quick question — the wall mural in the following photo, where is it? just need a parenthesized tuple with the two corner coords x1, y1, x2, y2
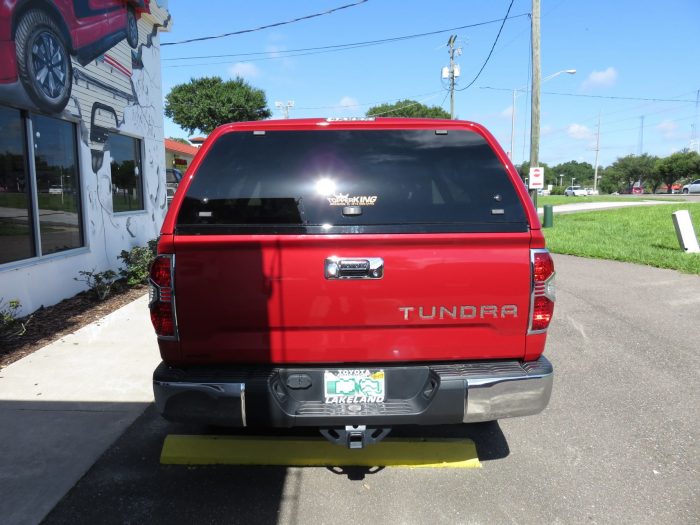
(0, 0, 170, 234)
(0, 1, 171, 312)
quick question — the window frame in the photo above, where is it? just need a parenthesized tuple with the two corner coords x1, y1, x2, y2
(0, 106, 88, 270)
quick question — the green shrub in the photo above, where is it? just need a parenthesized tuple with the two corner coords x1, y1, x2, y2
(74, 269, 119, 301)
(549, 186, 565, 195)
(118, 241, 156, 286)
(0, 298, 25, 341)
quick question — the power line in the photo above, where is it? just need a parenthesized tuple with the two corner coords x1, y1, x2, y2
(161, 1, 369, 46)
(162, 13, 532, 66)
(480, 86, 697, 103)
(455, 0, 515, 92)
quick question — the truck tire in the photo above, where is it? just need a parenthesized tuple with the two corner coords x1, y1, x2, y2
(126, 7, 139, 48)
(15, 9, 72, 114)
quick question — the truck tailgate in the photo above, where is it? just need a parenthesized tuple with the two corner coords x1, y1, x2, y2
(174, 232, 531, 364)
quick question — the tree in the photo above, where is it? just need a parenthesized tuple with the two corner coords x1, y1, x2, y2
(164, 76, 271, 134)
(654, 150, 700, 193)
(599, 154, 658, 193)
(366, 99, 450, 119)
(550, 161, 594, 188)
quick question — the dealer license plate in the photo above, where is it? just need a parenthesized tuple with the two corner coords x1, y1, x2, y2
(323, 369, 385, 404)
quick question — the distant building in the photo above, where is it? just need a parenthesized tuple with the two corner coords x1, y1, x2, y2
(189, 136, 207, 147)
(0, 1, 171, 315)
(165, 139, 198, 172)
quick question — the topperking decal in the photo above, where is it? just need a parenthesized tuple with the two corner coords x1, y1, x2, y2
(327, 193, 378, 206)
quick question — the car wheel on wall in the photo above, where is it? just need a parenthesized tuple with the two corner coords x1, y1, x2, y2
(126, 7, 139, 48)
(15, 9, 73, 114)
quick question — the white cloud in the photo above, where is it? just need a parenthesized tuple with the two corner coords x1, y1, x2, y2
(581, 67, 618, 90)
(228, 62, 261, 79)
(500, 105, 513, 118)
(657, 119, 680, 140)
(567, 123, 594, 140)
(339, 96, 360, 109)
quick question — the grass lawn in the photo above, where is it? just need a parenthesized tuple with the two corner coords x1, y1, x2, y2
(537, 195, 682, 207)
(543, 203, 700, 274)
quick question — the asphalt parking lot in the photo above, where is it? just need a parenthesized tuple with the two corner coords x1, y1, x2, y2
(35, 254, 699, 525)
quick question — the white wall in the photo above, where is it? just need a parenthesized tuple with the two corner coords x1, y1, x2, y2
(0, 7, 171, 315)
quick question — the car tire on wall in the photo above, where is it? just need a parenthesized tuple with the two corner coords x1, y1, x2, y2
(126, 8, 139, 48)
(15, 9, 73, 114)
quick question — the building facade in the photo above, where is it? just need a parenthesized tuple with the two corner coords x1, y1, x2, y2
(164, 138, 197, 172)
(0, 1, 171, 314)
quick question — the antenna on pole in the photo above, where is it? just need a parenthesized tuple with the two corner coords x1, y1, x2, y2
(443, 35, 461, 119)
(275, 100, 295, 119)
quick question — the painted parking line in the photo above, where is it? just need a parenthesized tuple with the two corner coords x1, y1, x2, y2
(161, 435, 481, 468)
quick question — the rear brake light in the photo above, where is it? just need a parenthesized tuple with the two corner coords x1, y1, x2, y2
(149, 255, 177, 339)
(529, 250, 555, 332)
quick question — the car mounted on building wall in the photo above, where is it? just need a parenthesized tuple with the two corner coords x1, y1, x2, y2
(0, 0, 150, 114)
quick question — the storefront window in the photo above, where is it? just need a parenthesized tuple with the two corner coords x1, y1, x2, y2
(0, 105, 84, 265)
(32, 114, 83, 255)
(109, 133, 143, 212)
(0, 106, 34, 264)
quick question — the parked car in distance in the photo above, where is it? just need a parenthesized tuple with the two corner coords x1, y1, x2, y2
(564, 185, 587, 196)
(682, 179, 700, 194)
(166, 168, 182, 205)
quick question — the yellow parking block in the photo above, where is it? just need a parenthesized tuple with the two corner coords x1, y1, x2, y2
(161, 435, 481, 468)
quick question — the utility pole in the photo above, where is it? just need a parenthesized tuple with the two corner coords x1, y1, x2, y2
(638, 115, 645, 155)
(443, 35, 460, 119)
(690, 89, 699, 153)
(275, 100, 295, 119)
(593, 112, 601, 193)
(510, 88, 516, 159)
(529, 0, 541, 207)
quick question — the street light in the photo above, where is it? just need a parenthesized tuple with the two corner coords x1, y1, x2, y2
(509, 69, 576, 161)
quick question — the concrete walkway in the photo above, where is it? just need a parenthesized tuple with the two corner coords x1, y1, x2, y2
(537, 199, 679, 214)
(0, 294, 158, 525)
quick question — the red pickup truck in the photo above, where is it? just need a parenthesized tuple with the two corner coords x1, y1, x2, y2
(150, 118, 555, 448)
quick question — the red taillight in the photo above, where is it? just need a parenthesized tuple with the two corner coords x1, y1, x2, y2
(150, 256, 171, 288)
(149, 255, 177, 338)
(150, 301, 175, 336)
(530, 250, 555, 332)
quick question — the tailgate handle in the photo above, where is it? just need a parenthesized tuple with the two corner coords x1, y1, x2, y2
(325, 257, 384, 280)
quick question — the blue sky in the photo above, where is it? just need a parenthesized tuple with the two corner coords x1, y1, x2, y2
(160, 0, 700, 167)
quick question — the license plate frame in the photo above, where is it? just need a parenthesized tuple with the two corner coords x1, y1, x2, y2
(323, 369, 385, 404)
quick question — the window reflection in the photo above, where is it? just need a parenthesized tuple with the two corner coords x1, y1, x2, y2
(0, 106, 34, 264)
(32, 114, 83, 255)
(109, 133, 143, 212)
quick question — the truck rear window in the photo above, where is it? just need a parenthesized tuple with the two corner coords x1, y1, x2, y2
(176, 129, 528, 234)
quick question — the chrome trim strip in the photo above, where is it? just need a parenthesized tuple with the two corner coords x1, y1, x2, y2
(241, 384, 247, 427)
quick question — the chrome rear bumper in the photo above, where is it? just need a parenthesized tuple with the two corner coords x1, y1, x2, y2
(153, 356, 553, 427)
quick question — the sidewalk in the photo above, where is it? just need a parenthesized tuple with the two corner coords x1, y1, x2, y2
(536, 199, 678, 215)
(0, 294, 158, 525)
